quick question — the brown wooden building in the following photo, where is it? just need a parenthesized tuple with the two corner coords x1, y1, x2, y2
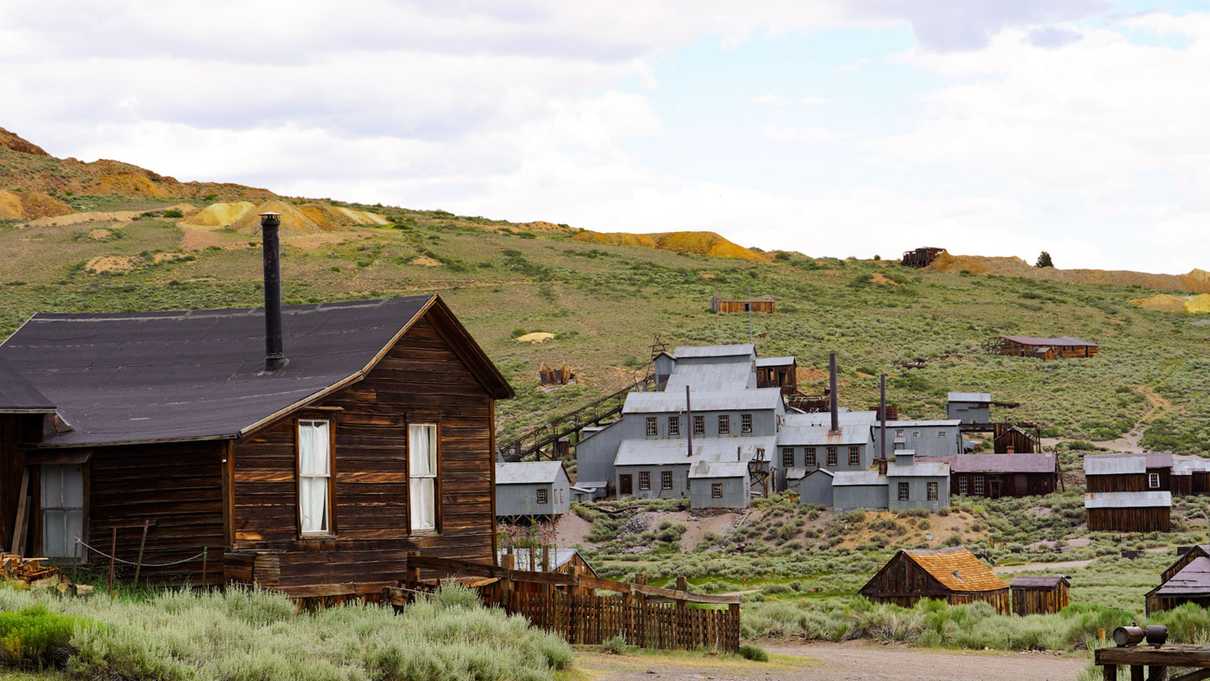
(1084, 453, 1172, 493)
(1084, 491, 1171, 532)
(709, 295, 775, 314)
(0, 294, 513, 598)
(755, 356, 797, 395)
(934, 453, 1059, 498)
(1172, 456, 1210, 496)
(998, 335, 1099, 360)
(860, 547, 1010, 614)
(901, 247, 945, 268)
(1010, 575, 1070, 615)
(1145, 545, 1210, 614)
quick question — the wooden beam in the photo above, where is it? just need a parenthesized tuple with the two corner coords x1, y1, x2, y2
(11, 469, 29, 556)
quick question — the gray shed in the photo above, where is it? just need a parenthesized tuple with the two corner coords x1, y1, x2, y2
(833, 471, 890, 510)
(688, 460, 750, 509)
(873, 420, 962, 457)
(495, 461, 571, 517)
(946, 392, 991, 424)
(886, 450, 950, 511)
(799, 468, 835, 507)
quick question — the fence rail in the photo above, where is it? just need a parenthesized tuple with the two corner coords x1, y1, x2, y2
(390, 555, 740, 652)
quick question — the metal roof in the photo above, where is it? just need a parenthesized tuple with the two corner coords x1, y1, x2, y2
(495, 461, 567, 485)
(1010, 575, 1069, 589)
(572, 480, 607, 490)
(1173, 455, 1210, 475)
(886, 461, 950, 477)
(614, 435, 776, 467)
(1084, 453, 1172, 476)
(0, 357, 56, 413)
(755, 356, 795, 367)
(786, 410, 878, 427)
(881, 419, 962, 428)
(778, 423, 870, 446)
(833, 470, 887, 486)
(1002, 335, 1098, 347)
(0, 296, 512, 447)
(942, 454, 1056, 474)
(947, 392, 992, 403)
(785, 466, 809, 480)
(672, 344, 755, 359)
(1154, 557, 1210, 596)
(903, 548, 1008, 593)
(1084, 491, 1172, 509)
(664, 360, 755, 393)
(688, 459, 748, 479)
(623, 388, 782, 414)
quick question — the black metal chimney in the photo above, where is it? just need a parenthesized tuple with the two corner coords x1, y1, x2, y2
(685, 385, 693, 458)
(260, 212, 287, 372)
(829, 352, 839, 433)
(879, 373, 888, 462)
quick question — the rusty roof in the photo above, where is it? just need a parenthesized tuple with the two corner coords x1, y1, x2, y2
(904, 547, 1008, 593)
(941, 453, 1056, 474)
(1002, 335, 1098, 347)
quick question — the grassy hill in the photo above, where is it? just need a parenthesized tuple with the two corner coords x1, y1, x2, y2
(2, 129, 1209, 454)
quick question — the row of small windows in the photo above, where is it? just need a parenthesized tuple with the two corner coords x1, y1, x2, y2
(897, 481, 940, 501)
(781, 446, 862, 467)
(646, 414, 754, 437)
(637, 470, 675, 491)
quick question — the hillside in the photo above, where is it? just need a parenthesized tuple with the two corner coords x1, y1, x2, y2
(1, 129, 1209, 454)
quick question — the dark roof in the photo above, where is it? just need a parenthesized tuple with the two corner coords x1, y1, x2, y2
(0, 296, 512, 447)
(1154, 557, 1210, 597)
(0, 357, 56, 413)
(1010, 575, 1069, 589)
(943, 454, 1056, 474)
(1002, 335, 1098, 347)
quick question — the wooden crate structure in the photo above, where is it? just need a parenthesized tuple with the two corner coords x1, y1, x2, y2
(1010, 575, 1069, 615)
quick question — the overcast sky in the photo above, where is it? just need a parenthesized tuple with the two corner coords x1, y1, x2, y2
(2, 0, 1207, 272)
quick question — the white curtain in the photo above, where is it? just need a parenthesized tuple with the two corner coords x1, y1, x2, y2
(299, 421, 330, 533)
(408, 424, 437, 531)
(40, 465, 83, 559)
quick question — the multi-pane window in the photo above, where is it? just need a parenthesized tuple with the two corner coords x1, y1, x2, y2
(782, 448, 795, 467)
(741, 414, 753, 434)
(711, 483, 723, 499)
(805, 447, 817, 466)
(661, 471, 673, 490)
(718, 415, 730, 435)
(536, 488, 548, 505)
(973, 474, 985, 496)
(40, 464, 84, 559)
(958, 476, 969, 495)
(668, 416, 680, 436)
(938, 431, 947, 438)
(645, 417, 658, 437)
(898, 482, 910, 501)
(298, 419, 332, 535)
(848, 446, 860, 466)
(693, 415, 705, 435)
(927, 482, 939, 501)
(408, 423, 438, 532)
(639, 471, 651, 491)
(1149, 473, 1161, 489)
(826, 446, 837, 466)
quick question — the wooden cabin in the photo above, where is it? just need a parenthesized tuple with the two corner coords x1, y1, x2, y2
(1010, 575, 1070, 615)
(859, 547, 1010, 614)
(709, 295, 775, 314)
(0, 294, 513, 598)
(1085, 491, 1171, 532)
(1171, 456, 1210, 496)
(998, 335, 1098, 360)
(901, 247, 945, 268)
(1084, 453, 1172, 493)
(1145, 545, 1210, 614)
(940, 453, 1058, 498)
(755, 356, 797, 395)
(993, 425, 1037, 454)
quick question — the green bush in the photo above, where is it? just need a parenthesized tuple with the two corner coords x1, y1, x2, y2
(601, 635, 631, 655)
(737, 643, 768, 662)
(0, 605, 91, 669)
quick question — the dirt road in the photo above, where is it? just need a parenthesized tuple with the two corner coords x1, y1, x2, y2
(574, 642, 1086, 681)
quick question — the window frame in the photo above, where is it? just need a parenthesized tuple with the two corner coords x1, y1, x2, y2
(1148, 472, 1161, 489)
(898, 481, 910, 501)
(297, 418, 336, 538)
(848, 446, 860, 466)
(39, 463, 86, 561)
(782, 448, 795, 468)
(407, 422, 440, 534)
(826, 446, 837, 467)
(741, 413, 753, 434)
(638, 471, 651, 491)
(661, 470, 673, 490)
(536, 488, 548, 505)
(958, 475, 969, 495)
(693, 415, 705, 435)
(711, 482, 723, 499)
(645, 416, 658, 438)
(973, 474, 985, 496)
(927, 481, 939, 501)
(668, 416, 680, 436)
(718, 414, 730, 435)
(805, 447, 817, 467)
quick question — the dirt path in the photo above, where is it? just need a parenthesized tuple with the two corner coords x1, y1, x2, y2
(574, 642, 1085, 681)
(1044, 385, 1174, 453)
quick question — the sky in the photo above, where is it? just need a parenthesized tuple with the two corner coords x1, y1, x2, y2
(1, 0, 1207, 273)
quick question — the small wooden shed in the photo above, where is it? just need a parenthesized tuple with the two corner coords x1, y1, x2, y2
(901, 247, 945, 268)
(1084, 491, 1172, 532)
(998, 335, 1098, 360)
(860, 547, 1010, 614)
(710, 295, 775, 314)
(1010, 575, 1070, 615)
(1145, 545, 1210, 614)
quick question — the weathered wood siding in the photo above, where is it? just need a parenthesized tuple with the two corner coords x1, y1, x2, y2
(710, 297, 775, 314)
(1011, 583, 1069, 615)
(0, 415, 39, 550)
(859, 552, 1011, 614)
(998, 339, 1098, 359)
(1086, 469, 1170, 493)
(1087, 506, 1170, 532)
(950, 471, 1056, 498)
(231, 316, 497, 596)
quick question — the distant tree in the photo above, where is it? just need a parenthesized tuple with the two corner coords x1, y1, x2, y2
(873, 254, 881, 261)
(1036, 251, 1054, 268)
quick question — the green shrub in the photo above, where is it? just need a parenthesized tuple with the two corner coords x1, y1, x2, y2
(0, 605, 90, 669)
(601, 635, 631, 655)
(737, 643, 768, 662)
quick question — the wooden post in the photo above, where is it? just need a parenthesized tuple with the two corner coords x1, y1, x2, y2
(12, 470, 30, 556)
(542, 544, 552, 573)
(201, 546, 208, 588)
(107, 527, 117, 595)
(676, 576, 688, 650)
(728, 602, 740, 652)
(133, 519, 150, 585)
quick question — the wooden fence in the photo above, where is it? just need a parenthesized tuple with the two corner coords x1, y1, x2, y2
(388, 555, 740, 652)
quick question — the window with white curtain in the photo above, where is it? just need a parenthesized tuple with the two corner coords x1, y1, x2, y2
(41, 464, 84, 559)
(409, 423, 438, 532)
(298, 420, 331, 535)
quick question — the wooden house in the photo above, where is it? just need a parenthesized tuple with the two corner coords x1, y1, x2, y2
(1084, 453, 1172, 492)
(993, 425, 1037, 454)
(938, 453, 1058, 498)
(1171, 456, 1210, 496)
(0, 218, 513, 598)
(755, 356, 797, 394)
(1145, 545, 1210, 614)
(1010, 575, 1070, 615)
(998, 335, 1098, 360)
(709, 295, 775, 314)
(859, 547, 1010, 614)
(1085, 492, 1171, 532)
